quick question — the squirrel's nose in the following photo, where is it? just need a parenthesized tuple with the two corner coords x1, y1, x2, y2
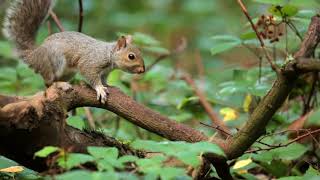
(137, 65, 145, 74)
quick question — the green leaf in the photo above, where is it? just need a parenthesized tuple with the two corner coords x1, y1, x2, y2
(0, 156, 41, 180)
(253, 0, 287, 5)
(306, 108, 320, 126)
(34, 146, 60, 158)
(136, 155, 166, 173)
(257, 159, 288, 177)
(177, 96, 199, 110)
(255, 0, 319, 7)
(159, 167, 187, 180)
(96, 158, 123, 171)
(210, 35, 241, 55)
(253, 143, 308, 163)
(288, 0, 320, 8)
(66, 116, 86, 130)
(132, 140, 225, 167)
(133, 32, 160, 46)
(87, 147, 118, 160)
(118, 155, 139, 163)
(0, 41, 15, 59)
(54, 170, 120, 180)
(269, 5, 299, 17)
(240, 31, 257, 40)
(57, 153, 94, 170)
(233, 69, 248, 82)
(305, 166, 320, 176)
(54, 170, 93, 180)
(143, 46, 170, 55)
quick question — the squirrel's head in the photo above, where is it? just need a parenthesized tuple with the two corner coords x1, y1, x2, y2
(112, 35, 145, 74)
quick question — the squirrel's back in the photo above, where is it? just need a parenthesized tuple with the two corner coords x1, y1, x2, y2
(2, 0, 54, 58)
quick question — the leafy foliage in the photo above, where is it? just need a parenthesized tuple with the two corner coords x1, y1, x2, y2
(0, 0, 320, 179)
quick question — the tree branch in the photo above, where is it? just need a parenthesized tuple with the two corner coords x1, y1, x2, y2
(225, 15, 320, 159)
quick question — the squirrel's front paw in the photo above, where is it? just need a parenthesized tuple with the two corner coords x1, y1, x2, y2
(94, 85, 110, 104)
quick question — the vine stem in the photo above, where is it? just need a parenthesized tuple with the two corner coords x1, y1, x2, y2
(236, 0, 280, 74)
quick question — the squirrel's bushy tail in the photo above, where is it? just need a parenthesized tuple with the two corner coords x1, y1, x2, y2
(2, 0, 54, 58)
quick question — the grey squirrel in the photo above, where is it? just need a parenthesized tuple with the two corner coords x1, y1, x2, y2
(2, 0, 145, 103)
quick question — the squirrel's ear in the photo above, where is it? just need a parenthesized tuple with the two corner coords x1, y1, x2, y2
(115, 36, 127, 51)
(125, 35, 133, 44)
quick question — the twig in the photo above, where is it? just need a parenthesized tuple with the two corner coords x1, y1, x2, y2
(182, 74, 231, 138)
(200, 122, 232, 137)
(47, 21, 52, 35)
(84, 107, 95, 129)
(304, 73, 317, 113)
(258, 128, 310, 141)
(78, 0, 83, 32)
(236, 0, 280, 74)
(49, 11, 65, 32)
(246, 128, 320, 153)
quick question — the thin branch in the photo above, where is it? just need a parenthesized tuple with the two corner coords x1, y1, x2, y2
(84, 107, 95, 129)
(258, 128, 310, 141)
(200, 122, 232, 137)
(49, 11, 65, 32)
(47, 21, 52, 35)
(246, 129, 320, 153)
(236, 0, 280, 74)
(78, 0, 84, 32)
(182, 74, 231, 138)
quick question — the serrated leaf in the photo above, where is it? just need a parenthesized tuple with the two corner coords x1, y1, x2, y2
(34, 146, 60, 158)
(132, 140, 225, 168)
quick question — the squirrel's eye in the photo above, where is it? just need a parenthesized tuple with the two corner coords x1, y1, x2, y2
(128, 53, 135, 60)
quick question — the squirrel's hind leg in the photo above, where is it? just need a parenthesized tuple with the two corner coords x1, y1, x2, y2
(25, 46, 56, 87)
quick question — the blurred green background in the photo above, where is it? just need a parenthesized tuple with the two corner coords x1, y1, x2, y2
(0, 0, 319, 140)
(1, 0, 320, 179)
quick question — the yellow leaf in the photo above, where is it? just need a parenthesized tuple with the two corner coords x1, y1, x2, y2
(233, 158, 252, 170)
(0, 166, 24, 173)
(243, 94, 252, 112)
(237, 169, 248, 174)
(220, 107, 238, 121)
